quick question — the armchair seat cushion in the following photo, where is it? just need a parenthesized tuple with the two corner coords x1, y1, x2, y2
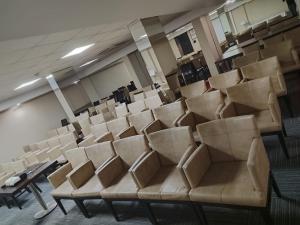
(189, 162, 267, 207)
(138, 167, 190, 201)
(51, 181, 74, 198)
(254, 110, 281, 133)
(72, 175, 103, 198)
(101, 172, 138, 199)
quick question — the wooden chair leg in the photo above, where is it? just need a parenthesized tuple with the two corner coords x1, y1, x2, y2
(74, 199, 90, 218)
(104, 200, 121, 222)
(277, 132, 290, 159)
(54, 198, 67, 215)
(141, 201, 158, 225)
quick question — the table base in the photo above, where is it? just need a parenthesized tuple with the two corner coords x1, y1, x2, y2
(34, 202, 57, 219)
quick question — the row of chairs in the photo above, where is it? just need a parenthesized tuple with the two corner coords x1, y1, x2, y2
(48, 115, 281, 225)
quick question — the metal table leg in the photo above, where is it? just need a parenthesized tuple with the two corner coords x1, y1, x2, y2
(29, 183, 57, 219)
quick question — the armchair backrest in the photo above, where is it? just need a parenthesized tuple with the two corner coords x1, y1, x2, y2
(85, 142, 116, 168)
(145, 90, 157, 97)
(29, 143, 39, 152)
(284, 26, 300, 48)
(59, 133, 76, 146)
(57, 126, 69, 135)
(197, 115, 260, 163)
(113, 135, 150, 168)
(95, 102, 107, 114)
(48, 129, 58, 138)
(134, 92, 145, 101)
(148, 126, 195, 166)
(37, 140, 49, 150)
(226, 77, 273, 113)
(180, 80, 207, 99)
(243, 43, 260, 55)
(91, 123, 109, 137)
(153, 101, 185, 128)
(128, 100, 147, 114)
(128, 110, 155, 134)
(145, 94, 163, 110)
(115, 103, 129, 118)
(232, 51, 260, 69)
(208, 70, 241, 94)
(106, 117, 129, 138)
(260, 40, 298, 66)
(65, 147, 88, 168)
(90, 114, 105, 125)
(241, 56, 285, 96)
(47, 137, 61, 148)
(263, 33, 284, 47)
(186, 90, 224, 121)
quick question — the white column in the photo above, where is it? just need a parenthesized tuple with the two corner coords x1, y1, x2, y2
(47, 75, 76, 122)
(80, 78, 99, 103)
(192, 16, 222, 75)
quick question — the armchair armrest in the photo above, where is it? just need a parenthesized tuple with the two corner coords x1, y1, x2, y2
(177, 112, 196, 129)
(215, 103, 225, 119)
(144, 119, 162, 136)
(66, 161, 95, 189)
(47, 163, 72, 188)
(268, 92, 281, 123)
(247, 137, 270, 192)
(95, 132, 114, 143)
(131, 151, 160, 188)
(292, 49, 300, 64)
(220, 102, 237, 119)
(96, 156, 124, 188)
(183, 144, 211, 188)
(117, 126, 137, 139)
(129, 151, 150, 173)
(172, 113, 186, 127)
(277, 71, 287, 95)
(78, 135, 96, 147)
(239, 78, 247, 84)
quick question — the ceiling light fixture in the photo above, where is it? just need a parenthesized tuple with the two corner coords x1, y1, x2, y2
(14, 78, 41, 91)
(46, 74, 53, 79)
(62, 43, 95, 59)
(225, 0, 236, 4)
(79, 59, 98, 68)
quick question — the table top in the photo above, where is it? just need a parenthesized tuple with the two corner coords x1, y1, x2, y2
(238, 21, 300, 48)
(0, 161, 57, 196)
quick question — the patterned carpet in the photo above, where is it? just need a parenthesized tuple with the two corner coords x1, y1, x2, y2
(1, 78, 300, 225)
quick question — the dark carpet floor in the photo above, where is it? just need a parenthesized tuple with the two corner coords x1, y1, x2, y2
(1, 76, 300, 225)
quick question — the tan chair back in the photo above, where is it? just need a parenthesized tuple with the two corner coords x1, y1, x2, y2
(48, 129, 58, 138)
(90, 114, 105, 125)
(91, 123, 109, 137)
(85, 142, 116, 168)
(148, 126, 195, 166)
(57, 126, 69, 135)
(37, 140, 49, 150)
(115, 103, 129, 118)
(128, 110, 155, 134)
(242, 43, 260, 55)
(65, 147, 88, 168)
(180, 80, 207, 99)
(95, 103, 107, 114)
(144, 94, 163, 110)
(241, 56, 286, 96)
(128, 100, 147, 114)
(186, 90, 224, 121)
(153, 101, 185, 128)
(232, 51, 260, 69)
(284, 26, 300, 48)
(106, 117, 129, 138)
(197, 115, 260, 162)
(59, 133, 76, 146)
(145, 90, 157, 98)
(113, 135, 150, 168)
(47, 137, 61, 148)
(134, 92, 145, 101)
(208, 70, 241, 94)
(263, 34, 284, 47)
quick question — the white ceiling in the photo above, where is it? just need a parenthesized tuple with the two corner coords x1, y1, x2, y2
(0, 0, 225, 103)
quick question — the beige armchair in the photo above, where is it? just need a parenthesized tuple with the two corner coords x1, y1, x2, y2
(57, 126, 69, 135)
(260, 40, 300, 73)
(144, 94, 163, 110)
(97, 135, 150, 200)
(232, 51, 260, 69)
(180, 80, 207, 99)
(263, 34, 284, 47)
(183, 116, 279, 224)
(115, 103, 130, 118)
(242, 43, 260, 55)
(90, 114, 105, 125)
(178, 90, 225, 142)
(221, 77, 289, 158)
(127, 100, 147, 114)
(144, 101, 186, 136)
(132, 127, 196, 201)
(284, 26, 300, 53)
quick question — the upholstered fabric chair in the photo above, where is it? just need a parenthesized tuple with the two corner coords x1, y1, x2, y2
(240, 56, 287, 97)
(284, 26, 300, 53)
(48, 129, 58, 138)
(115, 103, 130, 118)
(144, 94, 163, 110)
(144, 101, 186, 136)
(134, 92, 145, 102)
(95, 102, 107, 114)
(183, 116, 279, 224)
(263, 34, 284, 47)
(180, 80, 207, 99)
(208, 70, 241, 98)
(132, 127, 196, 201)
(232, 51, 260, 69)
(47, 137, 61, 149)
(90, 114, 105, 125)
(178, 90, 225, 142)
(127, 100, 147, 114)
(57, 126, 69, 135)
(97, 135, 150, 200)
(260, 40, 300, 73)
(242, 43, 260, 55)
(48, 147, 89, 214)
(221, 77, 289, 158)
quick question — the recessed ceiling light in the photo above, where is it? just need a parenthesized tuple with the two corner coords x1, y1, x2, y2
(79, 59, 98, 68)
(14, 78, 41, 91)
(62, 43, 95, 59)
(46, 74, 53, 79)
